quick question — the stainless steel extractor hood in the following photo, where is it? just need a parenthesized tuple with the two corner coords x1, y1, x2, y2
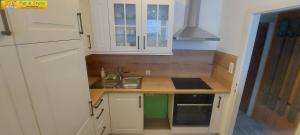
(173, 0, 220, 41)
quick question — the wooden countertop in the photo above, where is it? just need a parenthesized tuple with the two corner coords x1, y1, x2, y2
(89, 77, 231, 106)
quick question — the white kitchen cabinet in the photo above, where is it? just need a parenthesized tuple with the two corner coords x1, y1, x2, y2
(209, 94, 225, 133)
(91, 0, 174, 54)
(142, 0, 174, 53)
(76, 118, 96, 135)
(108, 0, 142, 52)
(79, 0, 94, 55)
(0, 10, 14, 46)
(17, 40, 93, 135)
(8, 0, 82, 45)
(109, 93, 144, 134)
(93, 94, 111, 135)
(89, 0, 111, 53)
(0, 46, 40, 135)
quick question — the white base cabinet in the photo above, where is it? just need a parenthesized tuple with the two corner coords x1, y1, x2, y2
(93, 94, 111, 135)
(109, 93, 144, 134)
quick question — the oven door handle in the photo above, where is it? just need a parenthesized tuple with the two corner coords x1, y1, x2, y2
(177, 104, 213, 107)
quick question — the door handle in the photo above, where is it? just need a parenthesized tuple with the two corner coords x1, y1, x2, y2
(139, 96, 141, 108)
(77, 13, 84, 34)
(87, 35, 92, 49)
(143, 36, 146, 49)
(177, 104, 213, 107)
(217, 96, 222, 108)
(0, 10, 11, 36)
(137, 36, 140, 49)
(89, 101, 94, 116)
(96, 109, 104, 119)
(94, 99, 103, 109)
(100, 126, 106, 135)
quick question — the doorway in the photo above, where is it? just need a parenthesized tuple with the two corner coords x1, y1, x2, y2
(234, 9, 300, 135)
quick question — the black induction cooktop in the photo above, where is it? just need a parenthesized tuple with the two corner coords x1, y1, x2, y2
(171, 78, 212, 90)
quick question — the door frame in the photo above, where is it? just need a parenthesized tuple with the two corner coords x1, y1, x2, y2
(223, 2, 300, 135)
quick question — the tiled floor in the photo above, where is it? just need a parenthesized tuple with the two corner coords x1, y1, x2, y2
(233, 111, 277, 135)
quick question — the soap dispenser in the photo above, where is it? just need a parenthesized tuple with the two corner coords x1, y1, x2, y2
(100, 67, 106, 79)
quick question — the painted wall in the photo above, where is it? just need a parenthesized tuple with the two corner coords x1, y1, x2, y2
(172, 0, 223, 50)
(218, 0, 300, 55)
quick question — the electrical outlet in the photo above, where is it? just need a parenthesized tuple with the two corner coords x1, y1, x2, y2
(228, 62, 235, 74)
(145, 69, 151, 76)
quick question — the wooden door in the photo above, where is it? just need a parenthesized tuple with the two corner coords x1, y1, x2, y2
(141, 0, 174, 54)
(8, 0, 81, 45)
(0, 46, 40, 135)
(109, 93, 143, 134)
(17, 40, 91, 135)
(0, 10, 14, 46)
(109, 0, 142, 52)
(239, 23, 269, 112)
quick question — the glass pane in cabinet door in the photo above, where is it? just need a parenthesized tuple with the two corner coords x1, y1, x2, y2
(114, 4, 125, 25)
(159, 5, 169, 26)
(126, 27, 136, 47)
(147, 5, 158, 26)
(126, 4, 136, 25)
(159, 27, 168, 47)
(147, 27, 158, 47)
(115, 27, 125, 46)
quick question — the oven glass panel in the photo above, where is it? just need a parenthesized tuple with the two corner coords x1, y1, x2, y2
(173, 105, 213, 126)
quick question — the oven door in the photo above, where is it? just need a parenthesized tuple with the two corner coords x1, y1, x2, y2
(173, 103, 213, 126)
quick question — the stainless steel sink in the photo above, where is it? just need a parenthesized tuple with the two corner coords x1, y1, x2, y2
(121, 77, 142, 89)
(90, 77, 142, 89)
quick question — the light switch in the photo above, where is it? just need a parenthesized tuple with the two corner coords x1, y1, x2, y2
(228, 62, 235, 74)
(145, 69, 151, 76)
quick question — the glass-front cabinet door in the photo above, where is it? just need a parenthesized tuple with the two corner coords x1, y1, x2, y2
(142, 0, 174, 53)
(109, 0, 141, 52)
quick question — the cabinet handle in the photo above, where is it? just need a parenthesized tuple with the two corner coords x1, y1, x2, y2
(87, 35, 92, 49)
(96, 109, 104, 119)
(89, 101, 94, 116)
(137, 36, 140, 49)
(0, 10, 11, 36)
(100, 126, 106, 135)
(95, 99, 103, 109)
(217, 96, 222, 108)
(143, 36, 146, 49)
(139, 96, 141, 108)
(77, 13, 84, 34)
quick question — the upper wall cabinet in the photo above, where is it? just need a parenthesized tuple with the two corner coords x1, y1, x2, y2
(7, 0, 82, 45)
(142, 0, 174, 54)
(90, 0, 174, 55)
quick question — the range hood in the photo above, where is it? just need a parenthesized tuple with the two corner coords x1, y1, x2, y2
(173, 0, 220, 41)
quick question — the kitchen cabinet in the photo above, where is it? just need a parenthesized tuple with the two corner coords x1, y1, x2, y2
(209, 94, 225, 133)
(109, 93, 144, 134)
(76, 118, 96, 135)
(90, 0, 174, 54)
(89, 0, 110, 53)
(17, 40, 93, 135)
(0, 46, 40, 135)
(108, 0, 142, 52)
(0, 10, 14, 46)
(7, 0, 82, 45)
(79, 0, 94, 55)
(93, 94, 111, 135)
(141, 0, 174, 53)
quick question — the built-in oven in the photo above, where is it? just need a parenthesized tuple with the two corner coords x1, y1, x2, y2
(172, 94, 215, 126)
